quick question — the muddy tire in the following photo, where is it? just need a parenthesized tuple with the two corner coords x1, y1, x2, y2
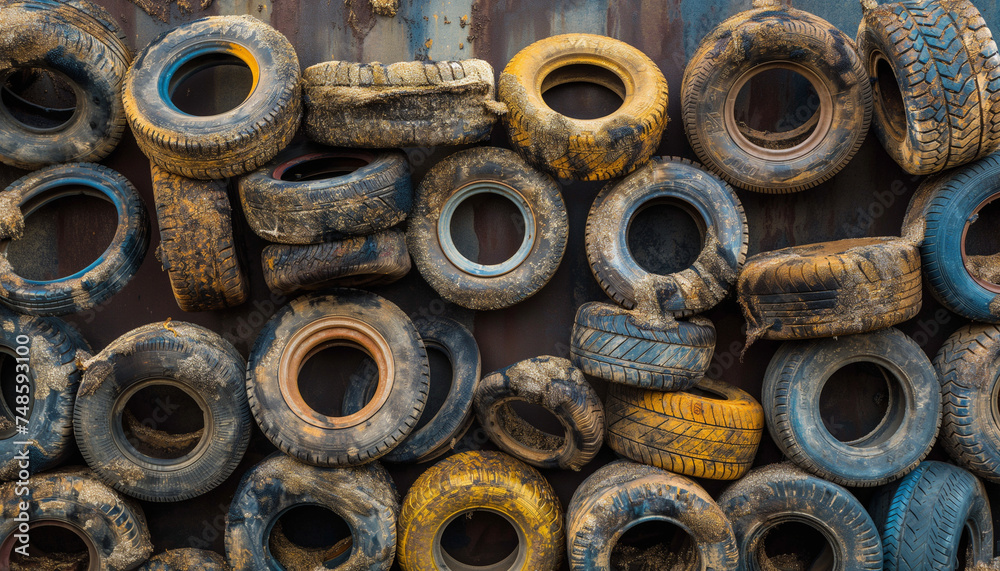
(857, 0, 1000, 175)
(681, 4, 872, 193)
(498, 33, 668, 181)
(226, 454, 398, 571)
(74, 322, 251, 502)
(719, 463, 883, 571)
(407, 147, 568, 310)
(0, 163, 149, 316)
(397, 450, 564, 571)
(247, 290, 429, 466)
(140, 549, 228, 570)
(566, 460, 739, 570)
(585, 157, 747, 315)
(123, 15, 301, 179)
(475, 356, 603, 471)
(238, 145, 413, 244)
(605, 378, 764, 480)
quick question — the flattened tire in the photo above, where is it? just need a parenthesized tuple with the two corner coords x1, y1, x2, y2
(140, 549, 228, 570)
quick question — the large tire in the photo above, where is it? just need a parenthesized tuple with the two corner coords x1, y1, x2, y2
(139, 549, 229, 571)
(498, 33, 669, 181)
(123, 15, 301, 179)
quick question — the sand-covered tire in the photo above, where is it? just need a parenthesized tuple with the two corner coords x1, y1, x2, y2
(247, 290, 429, 466)
(407, 147, 567, 310)
(226, 454, 398, 571)
(397, 450, 564, 571)
(0, 163, 149, 316)
(151, 165, 247, 312)
(0, 306, 90, 480)
(498, 33, 668, 181)
(585, 157, 747, 315)
(0, 467, 152, 570)
(719, 463, 883, 571)
(139, 549, 229, 570)
(737, 237, 922, 342)
(763, 327, 940, 487)
(681, 3, 871, 193)
(303, 59, 502, 147)
(0, 0, 131, 170)
(869, 461, 993, 571)
(475, 356, 603, 471)
(74, 322, 251, 502)
(566, 461, 739, 570)
(238, 146, 413, 244)
(857, 0, 1000, 175)
(123, 15, 301, 179)
(605, 378, 764, 480)
(261, 229, 411, 296)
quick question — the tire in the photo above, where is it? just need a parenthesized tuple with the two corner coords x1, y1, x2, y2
(0, 163, 149, 316)
(247, 290, 429, 466)
(566, 460, 739, 570)
(397, 450, 564, 571)
(123, 15, 301, 179)
(74, 321, 251, 502)
(681, 3, 872, 193)
(0, 306, 90, 480)
(226, 454, 398, 571)
(718, 463, 883, 571)
(407, 146, 568, 310)
(857, 0, 1000, 175)
(139, 549, 228, 570)
(475, 356, 603, 471)
(303, 59, 502, 147)
(737, 237, 922, 342)
(238, 145, 413, 244)
(261, 229, 411, 296)
(0, 467, 152, 571)
(604, 378, 764, 480)
(869, 461, 993, 571)
(498, 33, 669, 181)
(0, 0, 131, 170)
(585, 157, 747, 316)
(151, 165, 248, 312)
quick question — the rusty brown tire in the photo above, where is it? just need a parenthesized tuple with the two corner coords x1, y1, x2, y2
(247, 290, 430, 466)
(605, 378, 765, 481)
(151, 165, 248, 312)
(737, 237, 922, 343)
(139, 549, 229, 571)
(123, 15, 301, 179)
(681, 2, 872, 193)
(498, 33, 668, 181)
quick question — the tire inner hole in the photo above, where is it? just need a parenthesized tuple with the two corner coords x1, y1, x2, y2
(684, 385, 727, 401)
(414, 344, 454, 432)
(541, 63, 625, 120)
(628, 199, 705, 276)
(610, 519, 701, 571)
(497, 400, 564, 452)
(1, 68, 77, 131)
(121, 383, 206, 460)
(277, 156, 371, 182)
(269, 505, 353, 571)
(958, 523, 972, 571)
(757, 521, 833, 571)
(450, 192, 526, 267)
(733, 67, 819, 150)
(299, 343, 378, 418)
(964, 196, 1000, 286)
(873, 55, 907, 142)
(8, 524, 90, 570)
(820, 362, 899, 446)
(440, 510, 520, 568)
(0, 350, 26, 439)
(168, 53, 254, 116)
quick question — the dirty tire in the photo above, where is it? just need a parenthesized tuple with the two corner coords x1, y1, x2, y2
(498, 33, 668, 181)
(139, 549, 229, 570)
(0, 306, 90, 480)
(585, 157, 747, 315)
(475, 356, 604, 471)
(407, 146, 568, 310)
(857, 0, 1000, 175)
(737, 237, 922, 342)
(0, 0, 131, 170)
(247, 290, 429, 466)
(226, 454, 398, 571)
(0, 467, 152, 570)
(397, 450, 564, 571)
(682, 4, 872, 192)
(303, 59, 502, 147)
(261, 229, 411, 296)
(0, 163, 149, 316)
(869, 461, 993, 571)
(718, 463, 883, 571)
(238, 145, 413, 244)
(151, 165, 248, 312)
(605, 378, 764, 480)
(762, 327, 940, 487)
(566, 460, 739, 570)
(123, 15, 301, 179)
(74, 322, 251, 502)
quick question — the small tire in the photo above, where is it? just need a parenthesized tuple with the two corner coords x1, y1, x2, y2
(139, 549, 229, 570)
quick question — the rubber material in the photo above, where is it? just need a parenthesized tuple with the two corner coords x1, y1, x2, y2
(139, 549, 228, 570)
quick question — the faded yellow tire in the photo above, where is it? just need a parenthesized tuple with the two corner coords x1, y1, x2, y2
(397, 450, 564, 571)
